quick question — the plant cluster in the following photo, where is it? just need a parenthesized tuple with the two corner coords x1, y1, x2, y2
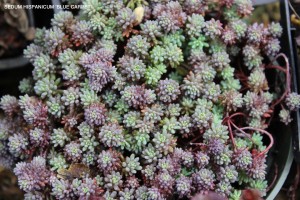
(1, 0, 300, 199)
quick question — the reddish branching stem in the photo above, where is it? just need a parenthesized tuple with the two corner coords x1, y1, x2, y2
(222, 112, 247, 126)
(190, 142, 206, 146)
(239, 127, 274, 158)
(288, 164, 300, 200)
(190, 142, 206, 152)
(227, 119, 236, 150)
(265, 53, 291, 108)
(223, 112, 248, 150)
(224, 111, 274, 158)
(189, 135, 202, 143)
(229, 121, 254, 143)
(266, 163, 278, 192)
(265, 65, 286, 72)
(229, 112, 247, 120)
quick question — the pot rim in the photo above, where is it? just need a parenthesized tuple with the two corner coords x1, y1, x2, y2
(0, 0, 35, 69)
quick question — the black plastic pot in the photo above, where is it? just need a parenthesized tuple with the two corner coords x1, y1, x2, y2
(0, 0, 298, 198)
(0, 0, 35, 70)
(265, 0, 300, 199)
(0, 0, 56, 70)
(0, 0, 56, 97)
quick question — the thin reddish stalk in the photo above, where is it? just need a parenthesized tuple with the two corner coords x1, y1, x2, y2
(222, 112, 249, 150)
(265, 110, 275, 127)
(228, 120, 273, 157)
(224, 112, 247, 150)
(229, 121, 250, 137)
(276, 53, 291, 94)
(190, 142, 206, 146)
(239, 87, 250, 92)
(266, 163, 278, 192)
(229, 121, 255, 145)
(265, 53, 291, 108)
(189, 135, 202, 143)
(229, 112, 247, 120)
(222, 112, 247, 124)
(265, 65, 286, 72)
(227, 119, 236, 150)
(239, 127, 274, 158)
(288, 164, 300, 200)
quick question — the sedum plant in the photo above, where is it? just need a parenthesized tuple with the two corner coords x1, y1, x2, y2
(1, 0, 300, 199)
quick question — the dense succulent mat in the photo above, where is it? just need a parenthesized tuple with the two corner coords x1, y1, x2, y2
(1, 0, 300, 199)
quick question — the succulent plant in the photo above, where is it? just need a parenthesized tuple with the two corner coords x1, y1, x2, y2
(193, 168, 216, 191)
(0, 0, 299, 199)
(122, 154, 142, 175)
(51, 177, 72, 199)
(104, 171, 123, 191)
(13, 156, 50, 192)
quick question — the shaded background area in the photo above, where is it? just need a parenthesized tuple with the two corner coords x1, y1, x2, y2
(0, 0, 54, 199)
(0, 0, 54, 97)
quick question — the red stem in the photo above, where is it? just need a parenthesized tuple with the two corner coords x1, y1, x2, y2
(223, 112, 249, 150)
(227, 119, 236, 150)
(288, 164, 300, 200)
(265, 53, 291, 108)
(239, 127, 274, 158)
(189, 135, 202, 143)
(266, 163, 278, 192)
(229, 112, 247, 120)
(275, 53, 291, 94)
(222, 112, 247, 124)
(227, 119, 274, 158)
(229, 120, 255, 145)
(265, 65, 286, 72)
(190, 142, 206, 146)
